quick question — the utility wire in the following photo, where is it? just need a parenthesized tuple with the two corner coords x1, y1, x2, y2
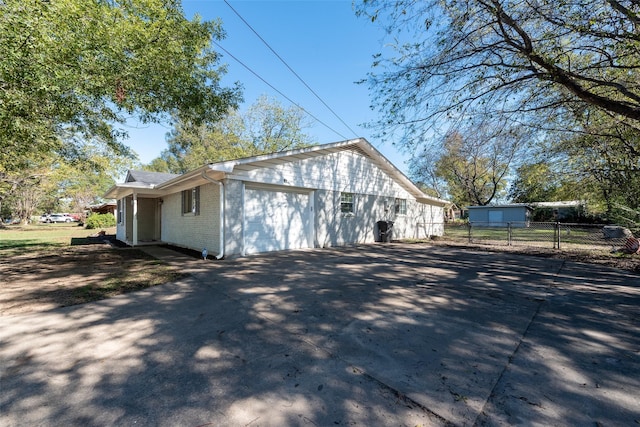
(223, 0, 360, 139)
(212, 40, 349, 140)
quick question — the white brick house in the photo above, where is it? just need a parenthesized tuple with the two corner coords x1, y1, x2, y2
(104, 138, 448, 257)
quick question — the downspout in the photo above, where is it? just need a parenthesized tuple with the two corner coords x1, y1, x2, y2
(201, 171, 225, 259)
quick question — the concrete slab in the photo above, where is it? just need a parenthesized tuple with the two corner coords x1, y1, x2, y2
(475, 261, 640, 426)
(1, 244, 638, 426)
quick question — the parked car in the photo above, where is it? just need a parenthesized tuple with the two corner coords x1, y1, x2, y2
(42, 213, 75, 223)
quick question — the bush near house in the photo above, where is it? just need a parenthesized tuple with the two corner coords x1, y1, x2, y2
(85, 213, 116, 229)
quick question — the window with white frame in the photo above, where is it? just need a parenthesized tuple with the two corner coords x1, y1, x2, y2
(181, 187, 200, 215)
(395, 198, 407, 215)
(340, 192, 354, 214)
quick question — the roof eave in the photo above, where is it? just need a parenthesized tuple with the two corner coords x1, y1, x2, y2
(103, 183, 162, 199)
(416, 196, 450, 207)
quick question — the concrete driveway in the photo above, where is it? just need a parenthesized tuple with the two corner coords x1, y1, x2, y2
(1, 244, 638, 426)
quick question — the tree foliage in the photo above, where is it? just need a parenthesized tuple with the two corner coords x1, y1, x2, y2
(508, 162, 582, 204)
(508, 105, 640, 222)
(357, 0, 640, 217)
(411, 120, 523, 207)
(357, 0, 640, 141)
(0, 143, 134, 223)
(148, 96, 314, 173)
(0, 0, 241, 176)
(85, 212, 116, 229)
(551, 109, 640, 214)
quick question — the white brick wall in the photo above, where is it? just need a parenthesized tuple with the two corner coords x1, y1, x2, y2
(161, 183, 221, 253)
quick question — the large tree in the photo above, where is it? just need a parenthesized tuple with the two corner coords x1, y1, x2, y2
(508, 162, 582, 204)
(357, 0, 640, 220)
(148, 96, 314, 173)
(509, 105, 640, 221)
(0, 0, 241, 176)
(411, 119, 524, 206)
(552, 109, 640, 215)
(356, 0, 640, 142)
(1, 142, 134, 223)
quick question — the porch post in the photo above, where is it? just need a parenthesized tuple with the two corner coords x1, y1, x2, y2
(132, 193, 138, 246)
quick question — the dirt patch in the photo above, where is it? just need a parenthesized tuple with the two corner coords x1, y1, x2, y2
(0, 243, 187, 316)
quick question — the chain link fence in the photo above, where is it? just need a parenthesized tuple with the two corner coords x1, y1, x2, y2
(443, 222, 637, 251)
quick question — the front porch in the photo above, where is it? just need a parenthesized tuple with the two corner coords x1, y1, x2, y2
(119, 195, 164, 247)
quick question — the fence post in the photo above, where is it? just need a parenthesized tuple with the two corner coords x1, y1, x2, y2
(468, 222, 472, 243)
(507, 222, 512, 246)
(555, 221, 561, 249)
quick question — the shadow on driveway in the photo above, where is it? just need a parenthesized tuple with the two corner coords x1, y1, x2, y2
(1, 244, 638, 426)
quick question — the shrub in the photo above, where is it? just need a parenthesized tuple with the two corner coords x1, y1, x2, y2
(85, 213, 115, 229)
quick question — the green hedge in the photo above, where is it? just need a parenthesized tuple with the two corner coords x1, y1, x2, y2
(85, 213, 116, 229)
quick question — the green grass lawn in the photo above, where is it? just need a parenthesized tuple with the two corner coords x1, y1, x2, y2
(0, 223, 117, 254)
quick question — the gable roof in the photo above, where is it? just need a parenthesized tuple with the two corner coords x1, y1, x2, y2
(106, 138, 449, 206)
(125, 170, 180, 185)
(158, 138, 448, 206)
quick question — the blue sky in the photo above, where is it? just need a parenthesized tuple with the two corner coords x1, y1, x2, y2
(122, 0, 412, 173)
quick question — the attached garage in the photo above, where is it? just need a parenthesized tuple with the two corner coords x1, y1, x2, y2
(244, 186, 313, 254)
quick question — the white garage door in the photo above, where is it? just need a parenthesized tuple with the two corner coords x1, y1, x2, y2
(244, 187, 311, 254)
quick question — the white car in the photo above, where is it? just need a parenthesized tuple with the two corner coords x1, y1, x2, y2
(42, 214, 75, 223)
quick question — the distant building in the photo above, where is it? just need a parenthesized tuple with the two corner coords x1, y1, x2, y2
(88, 202, 117, 216)
(444, 203, 463, 222)
(467, 204, 533, 227)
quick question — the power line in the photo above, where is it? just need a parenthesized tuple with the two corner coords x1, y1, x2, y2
(212, 40, 349, 140)
(223, 0, 360, 139)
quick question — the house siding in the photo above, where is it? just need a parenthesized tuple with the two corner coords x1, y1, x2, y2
(314, 192, 445, 248)
(227, 149, 413, 198)
(391, 200, 444, 239)
(217, 149, 445, 255)
(314, 190, 382, 247)
(115, 197, 127, 242)
(161, 183, 221, 253)
(125, 196, 133, 242)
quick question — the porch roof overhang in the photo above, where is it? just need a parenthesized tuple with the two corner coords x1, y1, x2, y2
(103, 183, 166, 200)
(155, 166, 226, 190)
(104, 168, 226, 200)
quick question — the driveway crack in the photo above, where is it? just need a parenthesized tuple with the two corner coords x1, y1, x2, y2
(350, 366, 457, 427)
(472, 298, 545, 426)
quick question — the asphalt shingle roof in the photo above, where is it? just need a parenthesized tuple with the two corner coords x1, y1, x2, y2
(126, 170, 180, 186)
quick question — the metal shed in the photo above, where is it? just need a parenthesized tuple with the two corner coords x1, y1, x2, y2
(467, 204, 533, 227)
